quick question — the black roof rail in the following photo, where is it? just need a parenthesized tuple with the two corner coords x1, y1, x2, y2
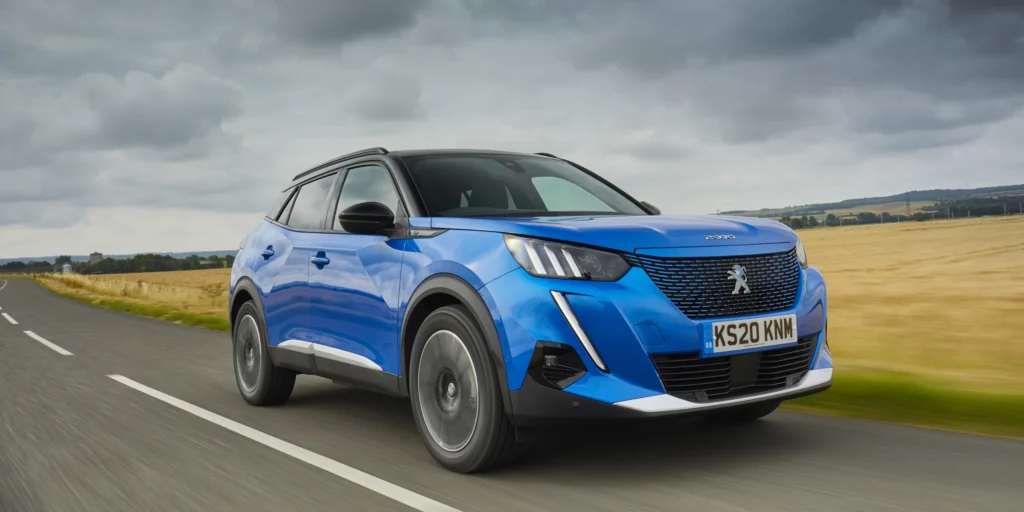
(534, 152, 559, 158)
(292, 147, 389, 181)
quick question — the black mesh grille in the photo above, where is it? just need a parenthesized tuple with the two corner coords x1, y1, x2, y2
(627, 249, 801, 320)
(650, 334, 818, 402)
(541, 365, 585, 387)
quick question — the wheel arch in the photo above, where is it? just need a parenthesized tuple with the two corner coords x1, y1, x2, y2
(229, 277, 264, 333)
(400, 274, 513, 415)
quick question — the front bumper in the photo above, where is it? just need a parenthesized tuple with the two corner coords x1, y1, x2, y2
(480, 247, 833, 425)
(509, 366, 832, 425)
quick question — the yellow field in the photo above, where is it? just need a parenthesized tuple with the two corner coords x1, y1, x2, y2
(34, 215, 1024, 393)
(40, 268, 232, 317)
(801, 215, 1024, 392)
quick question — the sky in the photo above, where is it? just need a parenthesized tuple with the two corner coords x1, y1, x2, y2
(2, 0, 1023, 258)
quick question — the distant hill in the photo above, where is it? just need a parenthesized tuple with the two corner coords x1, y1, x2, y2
(0, 250, 237, 266)
(720, 184, 1024, 219)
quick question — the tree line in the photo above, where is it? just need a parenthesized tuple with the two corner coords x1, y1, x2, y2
(2, 253, 235, 275)
(777, 197, 1023, 229)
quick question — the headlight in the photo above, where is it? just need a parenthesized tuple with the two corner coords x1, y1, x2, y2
(504, 235, 630, 281)
(795, 238, 809, 268)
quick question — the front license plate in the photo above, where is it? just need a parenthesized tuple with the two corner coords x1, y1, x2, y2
(707, 314, 798, 354)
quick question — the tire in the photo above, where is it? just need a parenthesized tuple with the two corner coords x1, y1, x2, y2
(705, 400, 780, 423)
(232, 301, 296, 406)
(409, 305, 520, 473)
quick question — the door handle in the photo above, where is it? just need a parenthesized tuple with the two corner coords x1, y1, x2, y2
(261, 246, 275, 260)
(311, 251, 330, 268)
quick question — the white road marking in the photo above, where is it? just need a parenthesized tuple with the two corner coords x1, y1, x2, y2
(107, 375, 462, 512)
(2, 312, 17, 325)
(25, 331, 73, 356)
(0, 279, 7, 292)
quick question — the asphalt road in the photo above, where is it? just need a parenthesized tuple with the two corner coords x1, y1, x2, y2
(1, 278, 1021, 512)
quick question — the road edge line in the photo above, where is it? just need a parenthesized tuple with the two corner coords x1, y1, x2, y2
(106, 374, 461, 512)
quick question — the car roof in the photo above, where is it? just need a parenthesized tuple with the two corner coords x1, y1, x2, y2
(290, 147, 557, 183)
(387, 148, 553, 159)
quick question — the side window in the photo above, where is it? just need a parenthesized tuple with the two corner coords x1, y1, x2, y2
(532, 176, 615, 212)
(285, 174, 336, 230)
(266, 189, 294, 221)
(332, 165, 401, 231)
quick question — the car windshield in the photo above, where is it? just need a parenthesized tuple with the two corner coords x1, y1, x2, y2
(399, 154, 648, 217)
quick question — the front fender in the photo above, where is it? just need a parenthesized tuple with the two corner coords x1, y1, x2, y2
(399, 274, 514, 416)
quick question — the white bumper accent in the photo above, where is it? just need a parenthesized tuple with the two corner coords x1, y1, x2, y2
(613, 367, 833, 413)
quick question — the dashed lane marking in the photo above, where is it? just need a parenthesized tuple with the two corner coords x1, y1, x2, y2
(2, 312, 17, 325)
(107, 375, 462, 512)
(25, 331, 73, 356)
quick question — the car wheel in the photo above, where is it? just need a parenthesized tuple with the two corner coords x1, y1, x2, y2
(705, 400, 780, 423)
(409, 305, 520, 473)
(232, 300, 296, 406)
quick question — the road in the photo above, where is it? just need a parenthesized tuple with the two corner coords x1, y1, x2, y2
(0, 278, 1021, 512)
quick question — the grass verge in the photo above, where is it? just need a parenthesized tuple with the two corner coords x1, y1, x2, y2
(35, 276, 230, 332)
(21, 274, 1024, 440)
(784, 371, 1024, 439)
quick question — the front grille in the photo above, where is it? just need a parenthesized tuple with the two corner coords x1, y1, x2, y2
(650, 334, 818, 402)
(628, 249, 801, 320)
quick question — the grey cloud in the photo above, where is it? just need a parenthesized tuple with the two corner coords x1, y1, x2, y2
(3, 0, 1024, 239)
(346, 74, 425, 122)
(611, 137, 689, 163)
(75, 65, 243, 151)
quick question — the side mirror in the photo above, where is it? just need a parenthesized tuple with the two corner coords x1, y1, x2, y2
(641, 201, 661, 215)
(337, 202, 395, 235)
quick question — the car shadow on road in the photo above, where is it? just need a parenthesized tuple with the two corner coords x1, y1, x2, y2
(286, 381, 829, 481)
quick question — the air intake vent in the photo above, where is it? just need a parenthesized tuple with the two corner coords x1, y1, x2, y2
(650, 334, 818, 402)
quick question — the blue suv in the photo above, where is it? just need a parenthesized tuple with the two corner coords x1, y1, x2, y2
(229, 147, 832, 473)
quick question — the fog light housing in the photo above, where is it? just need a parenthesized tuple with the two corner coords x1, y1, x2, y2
(528, 341, 587, 390)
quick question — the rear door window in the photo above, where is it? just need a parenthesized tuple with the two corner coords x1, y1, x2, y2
(285, 174, 336, 230)
(266, 189, 295, 221)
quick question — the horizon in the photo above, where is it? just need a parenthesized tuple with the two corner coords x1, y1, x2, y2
(4, 180, 1021, 262)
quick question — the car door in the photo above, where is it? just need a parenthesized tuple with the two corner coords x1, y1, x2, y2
(257, 172, 339, 370)
(307, 163, 406, 390)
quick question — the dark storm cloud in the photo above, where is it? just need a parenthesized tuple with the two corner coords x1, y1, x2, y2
(463, 0, 906, 72)
(270, 0, 430, 46)
(460, 0, 1024, 144)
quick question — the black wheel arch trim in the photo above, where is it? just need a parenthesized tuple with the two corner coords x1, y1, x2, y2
(400, 274, 514, 416)
(230, 278, 264, 327)
(229, 278, 277, 360)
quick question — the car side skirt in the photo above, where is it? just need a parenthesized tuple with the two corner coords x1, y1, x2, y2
(269, 341, 403, 397)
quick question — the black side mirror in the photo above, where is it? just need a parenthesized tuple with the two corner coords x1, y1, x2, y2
(337, 202, 395, 235)
(641, 201, 661, 215)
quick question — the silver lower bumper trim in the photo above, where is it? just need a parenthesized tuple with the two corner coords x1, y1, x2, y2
(613, 368, 833, 413)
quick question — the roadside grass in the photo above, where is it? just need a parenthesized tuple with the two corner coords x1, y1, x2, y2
(784, 371, 1024, 440)
(34, 273, 230, 332)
